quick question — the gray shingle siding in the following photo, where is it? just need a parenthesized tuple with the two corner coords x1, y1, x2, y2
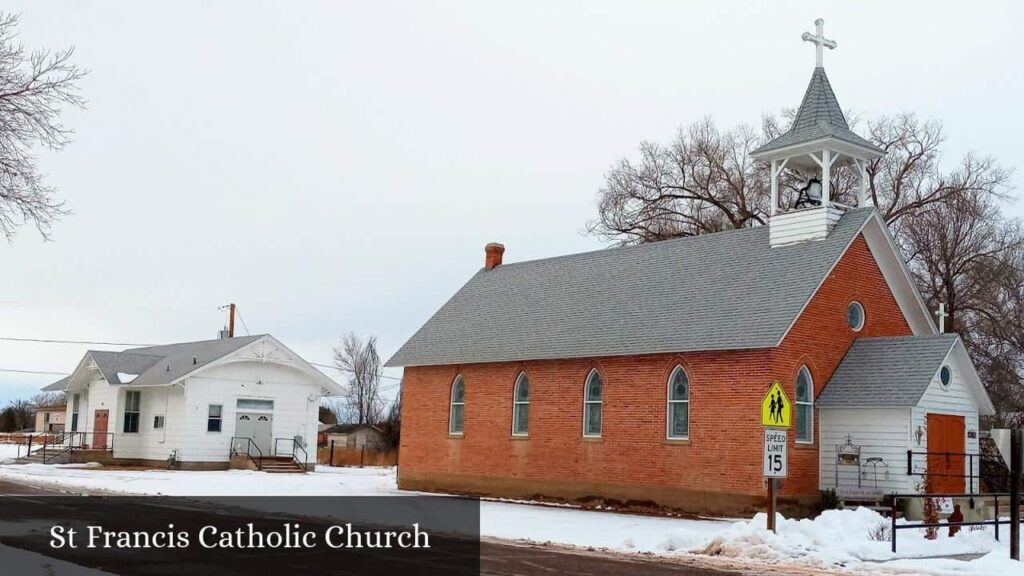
(386, 208, 877, 367)
(818, 334, 959, 407)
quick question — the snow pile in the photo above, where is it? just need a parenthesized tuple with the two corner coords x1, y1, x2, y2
(694, 507, 1019, 575)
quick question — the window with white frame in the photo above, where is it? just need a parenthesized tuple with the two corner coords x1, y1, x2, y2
(207, 404, 223, 432)
(796, 366, 813, 442)
(583, 369, 603, 437)
(512, 372, 529, 436)
(123, 390, 141, 433)
(667, 366, 690, 439)
(71, 393, 80, 432)
(153, 415, 165, 429)
(449, 375, 465, 435)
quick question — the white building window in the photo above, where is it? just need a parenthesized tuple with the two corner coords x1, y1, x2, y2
(123, 390, 141, 433)
(583, 369, 603, 437)
(667, 366, 690, 439)
(512, 372, 529, 436)
(449, 375, 465, 435)
(207, 404, 222, 432)
(796, 366, 813, 443)
(153, 415, 165, 429)
(71, 393, 80, 432)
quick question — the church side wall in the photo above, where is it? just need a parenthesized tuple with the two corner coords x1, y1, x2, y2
(769, 235, 913, 498)
(398, 234, 913, 517)
(818, 408, 914, 495)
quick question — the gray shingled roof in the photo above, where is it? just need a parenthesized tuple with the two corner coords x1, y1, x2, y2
(752, 67, 883, 156)
(43, 335, 265, 391)
(120, 335, 265, 386)
(41, 377, 69, 392)
(818, 334, 958, 407)
(386, 207, 877, 367)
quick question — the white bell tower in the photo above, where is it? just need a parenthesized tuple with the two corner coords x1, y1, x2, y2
(751, 19, 884, 247)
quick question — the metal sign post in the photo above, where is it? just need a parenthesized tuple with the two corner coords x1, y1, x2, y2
(763, 429, 788, 533)
(761, 381, 791, 534)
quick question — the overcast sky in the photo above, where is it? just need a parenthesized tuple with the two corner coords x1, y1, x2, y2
(1, 0, 1021, 406)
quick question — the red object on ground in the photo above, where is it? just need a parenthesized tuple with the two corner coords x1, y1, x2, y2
(948, 504, 964, 537)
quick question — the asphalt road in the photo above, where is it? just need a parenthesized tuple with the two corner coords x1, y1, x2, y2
(0, 477, 750, 576)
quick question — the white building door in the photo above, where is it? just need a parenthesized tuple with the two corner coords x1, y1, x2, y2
(235, 412, 272, 456)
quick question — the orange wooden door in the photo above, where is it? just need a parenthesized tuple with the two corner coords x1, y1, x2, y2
(926, 413, 965, 493)
(93, 410, 109, 450)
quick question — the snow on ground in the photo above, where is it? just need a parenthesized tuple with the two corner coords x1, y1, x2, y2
(0, 442, 25, 462)
(0, 460, 1020, 575)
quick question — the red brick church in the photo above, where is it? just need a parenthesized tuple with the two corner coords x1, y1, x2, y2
(386, 20, 994, 516)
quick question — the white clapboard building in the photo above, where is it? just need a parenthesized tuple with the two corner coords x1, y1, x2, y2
(41, 335, 342, 471)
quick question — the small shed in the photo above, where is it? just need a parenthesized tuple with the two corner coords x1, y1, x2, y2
(818, 334, 995, 498)
(323, 424, 385, 450)
(34, 404, 67, 433)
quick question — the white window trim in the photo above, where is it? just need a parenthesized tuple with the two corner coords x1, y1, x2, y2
(449, 375, 465, 436)
(511, 372, 529, 437)
(207, 404, 223, 433)
(123, 390, 141, 434)
(582, 368, 603, 438)
(796, 366, 814, 444)
(848, 301, 866, 331)
(667, 365, 690, 440)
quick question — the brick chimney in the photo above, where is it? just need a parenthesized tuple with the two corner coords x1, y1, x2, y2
(484, 243, 505, 270)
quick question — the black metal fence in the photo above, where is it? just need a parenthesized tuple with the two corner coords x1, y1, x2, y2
(889, 491, 1020, 554)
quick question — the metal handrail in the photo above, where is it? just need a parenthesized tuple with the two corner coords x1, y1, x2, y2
(273, 436, 308, 469)
(230, 436, 263, 470)
(890, 491, 1022, 554)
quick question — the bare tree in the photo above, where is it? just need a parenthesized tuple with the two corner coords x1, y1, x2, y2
(333, 333, 384, 425)
(379, 384, 401, 450)
(0, 12, 86, 241)
(588, 114, 1011, 246)
(588, 112, 1022, 419)
(0, 398, 35, 432)
(30, 391, 65, 407)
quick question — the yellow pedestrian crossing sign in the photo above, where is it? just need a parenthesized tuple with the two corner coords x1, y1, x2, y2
(761, 381, 791, 428)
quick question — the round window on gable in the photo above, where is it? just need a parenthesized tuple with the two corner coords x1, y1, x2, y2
(940, 366, 952, 389)
(847, 301, 865, 332)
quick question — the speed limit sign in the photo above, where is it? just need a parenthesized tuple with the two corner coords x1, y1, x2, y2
(763, 429, 788, 478)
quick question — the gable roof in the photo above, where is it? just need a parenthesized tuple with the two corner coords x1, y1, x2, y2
(752, 67, 883, 157)
(387, 208, 881, 368)
(323, 424, 383, 435)
(46, 335, 342, 395)
(42, 377, 69, 392)
(818, 334, 958, 407)
(122, 335, 264, 386)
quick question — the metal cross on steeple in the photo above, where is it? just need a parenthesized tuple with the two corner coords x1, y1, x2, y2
(801, 18, 837, 68)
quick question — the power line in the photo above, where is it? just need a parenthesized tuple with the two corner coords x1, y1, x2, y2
(307, 361, 403, 382)
(0, 367, 68, 377)
(0, 336, 157, 347)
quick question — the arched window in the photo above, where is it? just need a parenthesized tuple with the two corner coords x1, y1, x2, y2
(796, 366, 813, 443)
(583, 369, 603, 437)
(449, 375, 465, 435)
(512, 372, 529, 436)
(667, 366, 689, 439)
